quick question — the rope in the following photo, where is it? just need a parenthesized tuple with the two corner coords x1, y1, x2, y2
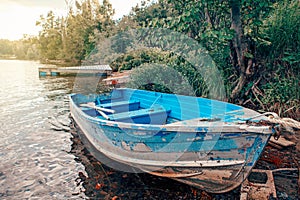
(267, 117, 300, 130)
(247, 112, 300, 130)
(150, 94, 162, 108)
(242, 112, 300, 140)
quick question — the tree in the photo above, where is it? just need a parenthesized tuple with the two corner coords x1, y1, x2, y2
(36, 0, 115, 65)
(229, 0, 246, 99)
(63, 0, 115, 64)
(132, 0, 279, 100)
(0, 39, 14, 56)
(36, 11, 63, 61)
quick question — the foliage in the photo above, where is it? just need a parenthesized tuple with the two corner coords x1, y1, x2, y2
(131, 0, 284, 100)
(0, 37, 39, 60)
(133, 0, 233, 69)
(258, 0, 299, 70)
(262, 74, 299, 104)
(255, 0, 300, 118)
(110, 49, 166, 71)
(14, 36, 40, 60)
(35, 0, 115, 65)
(0, 39, 14, 56)
(36, 11, 62, 61)
(110, 48, 209, 96)
(23, 0, 298, 117)
(127, 63, 195, 96)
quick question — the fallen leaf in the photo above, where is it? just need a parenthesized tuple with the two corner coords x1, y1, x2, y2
(106, 171, 114, 175)
(95, 183, 104, 190)
(192, 188, 197, 196)
(200, 191, 212, 200)
(112, 196, 118, 200)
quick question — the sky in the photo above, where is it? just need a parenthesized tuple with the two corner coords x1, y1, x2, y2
(0, 0, 142, 40)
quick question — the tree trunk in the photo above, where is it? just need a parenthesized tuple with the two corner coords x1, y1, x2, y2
(230, 0, 247, 100)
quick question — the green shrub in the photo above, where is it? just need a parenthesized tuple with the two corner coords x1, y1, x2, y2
(126, 63, 195, 96)
(254, 0, 300, 118)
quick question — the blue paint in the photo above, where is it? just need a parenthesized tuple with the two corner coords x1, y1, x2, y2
(108, 105, 171, 125)
(246, 136, 256, 141)
(238, 148, 246, 154)
(92, 88, 245, 122)
(100, 124, 253, 154)
(100, 100, 140, 113)
(246, 136, 270, 166)
(82, 108, 98, 117)
(39, 72, 47, 76)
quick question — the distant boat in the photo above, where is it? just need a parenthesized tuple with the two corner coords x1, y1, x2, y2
(69, 88, 273, 193)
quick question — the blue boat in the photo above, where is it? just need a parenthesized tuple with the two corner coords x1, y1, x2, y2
(69, 88, 273, 193)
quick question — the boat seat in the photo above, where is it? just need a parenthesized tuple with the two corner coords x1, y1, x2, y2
(98, 97, 123, 104)
(108, 105, 171, 125)
(99, 100, 140, 113)
(80, 107, 98, 117)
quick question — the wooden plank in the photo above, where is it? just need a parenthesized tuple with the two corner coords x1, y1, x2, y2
(38, 65, 112, 76)
(269, 137, 295, 147)
(241, 169, 277, 200)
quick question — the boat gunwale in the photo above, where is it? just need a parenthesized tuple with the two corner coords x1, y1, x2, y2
(70, 93, 273, 134)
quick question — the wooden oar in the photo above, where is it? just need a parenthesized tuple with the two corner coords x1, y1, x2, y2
(80, 103, 113, 120)
(80, 103, 115, 114)
(97, 110, 111, 120)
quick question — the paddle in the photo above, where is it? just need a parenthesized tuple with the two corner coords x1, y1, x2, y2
(97, 110, 111, 120)
(80, 102, 115, 120)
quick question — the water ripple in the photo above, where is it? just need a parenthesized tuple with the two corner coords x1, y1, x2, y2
(0, 60, 86, 199)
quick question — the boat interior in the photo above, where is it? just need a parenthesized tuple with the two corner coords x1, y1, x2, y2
(77, 89, 243, 125)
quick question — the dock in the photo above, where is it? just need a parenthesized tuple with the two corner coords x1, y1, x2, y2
(39, 65, 112, 76)
(102, 70, 131, 86)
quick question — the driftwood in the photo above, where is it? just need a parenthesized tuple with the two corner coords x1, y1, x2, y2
(48, 116, 70, 132)
(269, 137, 295, 149)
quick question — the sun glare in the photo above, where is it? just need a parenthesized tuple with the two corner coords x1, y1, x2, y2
(0, 0, 144, 41)
(0, 3, 66, 40)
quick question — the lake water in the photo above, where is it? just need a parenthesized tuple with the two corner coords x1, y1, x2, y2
(0, 60, 87, 199)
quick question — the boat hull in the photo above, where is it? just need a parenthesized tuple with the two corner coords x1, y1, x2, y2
(69, 89, 272, 193)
